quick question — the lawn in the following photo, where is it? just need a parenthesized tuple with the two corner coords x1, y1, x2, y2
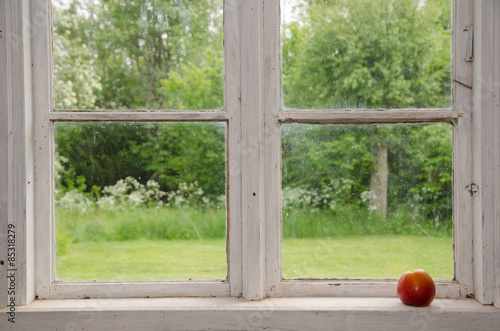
(56, 238, 227, 281)
(56, 235, 453, 281)
(282, 236, 453, 280)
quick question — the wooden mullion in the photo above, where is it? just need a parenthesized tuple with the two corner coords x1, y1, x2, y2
(225, 0, 243, 297)
(278, 109, 457, 125)
(240, 0, 266, 300)
(263, 0, 282, 297)
(48, 110, 229, 122)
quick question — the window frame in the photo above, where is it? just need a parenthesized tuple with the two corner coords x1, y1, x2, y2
(0, 0, 499, 314)
(261, 0, 472, 300)
(35, 0, 241, 300)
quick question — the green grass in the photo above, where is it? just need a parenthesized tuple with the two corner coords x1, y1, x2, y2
(56, 205, 452, 248)
(283, 206, 452, 238)
(56, 236, 452, 281)
(282, 236, 453, 280)
(56, 207, 226, 246)
(56, 239, 227, 281)
(55, 206, 453, 281)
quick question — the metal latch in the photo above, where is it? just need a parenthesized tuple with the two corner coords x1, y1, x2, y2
(464, 25, 474, 62)
(465, 183, 478, 196)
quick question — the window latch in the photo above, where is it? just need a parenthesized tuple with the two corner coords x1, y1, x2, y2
(464, 25, 474, 62)
(465, 183, 478, 196)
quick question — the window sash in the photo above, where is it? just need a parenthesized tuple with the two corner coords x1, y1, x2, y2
(27, 0, 474, 301)
(33, 0, 242, 299)
(260, 0, 472, 300)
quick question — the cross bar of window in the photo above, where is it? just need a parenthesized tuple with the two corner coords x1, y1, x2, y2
(278, 109, 458, 125)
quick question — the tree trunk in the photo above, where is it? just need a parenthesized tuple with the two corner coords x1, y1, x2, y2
(370, 138, 388, 218)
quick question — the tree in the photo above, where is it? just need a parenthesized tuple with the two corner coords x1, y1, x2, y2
(281, 0, 452, 223)
(52, 2, 102, 109)
(369, 133, 388, 217)
(282, 0, 451, 109)
(161, 47, 224, 110)
(53, 0, 226, 199)
(78, 0, 223, 109)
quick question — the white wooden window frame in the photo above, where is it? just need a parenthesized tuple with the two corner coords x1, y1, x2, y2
(1, 0, 499, 329)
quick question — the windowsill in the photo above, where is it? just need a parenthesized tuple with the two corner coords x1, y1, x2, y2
(3, 297, 498, 330)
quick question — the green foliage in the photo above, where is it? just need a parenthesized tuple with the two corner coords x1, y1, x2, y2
(387, 123, 452, 224)
(282, 0, 451, 109)
(54, 0, 223, 110)
(282, 123, 453, 226)
(55, 122, 151, 191)
(132, 122, 226, 199)
(55, 122, 226, 201)
(282, 124, 376, 207)
(162, 48, 224, 110)
(53, 0, 453, 232)
(52, 3, 102, 109)
(53, 1, 226, 197)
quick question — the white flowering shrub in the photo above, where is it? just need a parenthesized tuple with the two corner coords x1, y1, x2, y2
(95, 195, 116, 210)
(57, 191, 94, 214)
(56, 177, 223, 212)
(360, 190, 378, 212)
(282, 186, 335, 211)
(166, 181, 208, 208)
(283, 179, 374, 211)
(98, 177, 166, 209)
(53, 10, 102, 110)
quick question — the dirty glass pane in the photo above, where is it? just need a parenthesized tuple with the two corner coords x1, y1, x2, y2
(52, 0, 224, 110)
(55, 122, 227, 280)
(281, 123, 453, 279)
(281, 0, 452, 110)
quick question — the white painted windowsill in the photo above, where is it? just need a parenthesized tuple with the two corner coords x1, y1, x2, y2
(1, 297, 499, 330)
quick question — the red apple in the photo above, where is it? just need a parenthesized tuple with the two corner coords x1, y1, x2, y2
(397, 269, 436, 307)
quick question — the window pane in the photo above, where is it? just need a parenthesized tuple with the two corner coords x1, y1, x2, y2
(55, 122, 227, 281)
(52, 0, 224, 110)
(281, 0, 451, 110)
(282, 123, 453, 279)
